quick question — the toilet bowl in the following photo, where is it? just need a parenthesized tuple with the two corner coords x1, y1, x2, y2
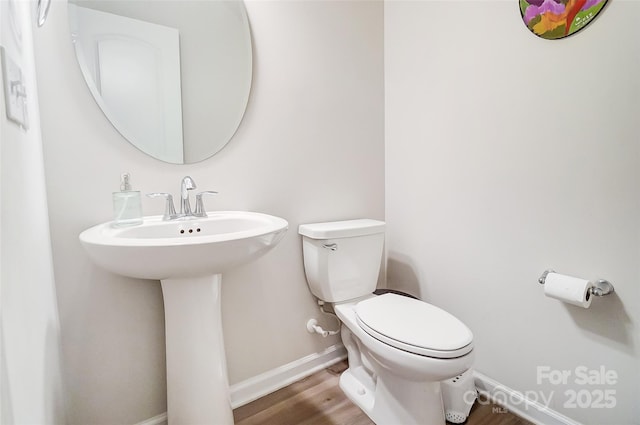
(335, 294, 474, 424)
(299, 219, 475, 425)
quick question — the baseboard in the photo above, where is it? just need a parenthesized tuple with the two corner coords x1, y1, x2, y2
(474, 371, 582, 425)
(134, 344, 347, 425)
(134, 412, 167, 425)
(230, 343, 347, 408)
(137, 348, 579, 425)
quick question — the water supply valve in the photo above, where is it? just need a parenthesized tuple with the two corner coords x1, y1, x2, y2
(306, 319, 339, 338)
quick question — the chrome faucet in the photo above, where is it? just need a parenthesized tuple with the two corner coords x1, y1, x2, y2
(180, 176, 197, 216)
(147, 176, 217, 221)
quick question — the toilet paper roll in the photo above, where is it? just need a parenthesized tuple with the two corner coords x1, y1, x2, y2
(544, 273, 593, 308)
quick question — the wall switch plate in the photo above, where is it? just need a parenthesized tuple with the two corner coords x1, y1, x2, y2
(1, 46, 29, 129)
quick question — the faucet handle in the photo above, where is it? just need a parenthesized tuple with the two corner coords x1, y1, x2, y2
(194, 191, 218, 217)
(146, 192, 178, 221)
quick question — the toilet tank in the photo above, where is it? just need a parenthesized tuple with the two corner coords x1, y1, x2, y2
(298, 219, 385, 303)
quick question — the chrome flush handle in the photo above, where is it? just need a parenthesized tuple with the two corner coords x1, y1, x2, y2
(322, 243, 338, 251)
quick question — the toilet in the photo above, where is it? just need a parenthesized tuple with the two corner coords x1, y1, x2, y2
(299, 219, 474, 425)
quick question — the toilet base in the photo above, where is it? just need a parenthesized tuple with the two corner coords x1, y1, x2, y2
(339, 366, 446, 425)
(339, 367, 375, 414)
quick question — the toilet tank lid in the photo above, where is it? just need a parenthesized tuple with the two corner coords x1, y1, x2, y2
(298, 219, 385, 239)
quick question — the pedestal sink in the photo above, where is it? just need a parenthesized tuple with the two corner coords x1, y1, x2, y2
(79, 211, 288, 424)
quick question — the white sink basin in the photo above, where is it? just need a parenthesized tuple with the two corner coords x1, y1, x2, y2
(79, 211, 288, 280)
(79, 210, 288, 424)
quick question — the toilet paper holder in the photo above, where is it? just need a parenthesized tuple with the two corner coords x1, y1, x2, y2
(538, 270, 615, 296)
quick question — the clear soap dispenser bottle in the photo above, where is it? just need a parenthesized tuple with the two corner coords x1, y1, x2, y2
(112, 173, 143, 227)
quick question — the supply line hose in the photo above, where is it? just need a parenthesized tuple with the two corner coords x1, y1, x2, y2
(306, 300, 341, 337)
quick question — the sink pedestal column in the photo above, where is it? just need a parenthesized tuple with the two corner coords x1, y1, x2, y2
(161, 274, 233, 425)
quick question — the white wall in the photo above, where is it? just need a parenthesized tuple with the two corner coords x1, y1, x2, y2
(33, 0, 384, 423)
(0, 1, 66, 423)
(385, 1, 639, 424)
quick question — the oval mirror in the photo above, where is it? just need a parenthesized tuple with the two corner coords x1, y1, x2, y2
(68, 0, 252, 164)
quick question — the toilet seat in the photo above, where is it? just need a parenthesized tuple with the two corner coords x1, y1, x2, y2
(355, 293, 473, 359)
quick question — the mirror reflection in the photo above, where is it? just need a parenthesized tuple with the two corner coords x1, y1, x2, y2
(68, 0, 252, 164)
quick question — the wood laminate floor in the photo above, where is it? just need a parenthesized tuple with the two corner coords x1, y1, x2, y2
(233, 361, 532, 425)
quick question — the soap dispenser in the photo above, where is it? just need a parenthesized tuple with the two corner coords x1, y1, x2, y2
(112, 173, 143, 227)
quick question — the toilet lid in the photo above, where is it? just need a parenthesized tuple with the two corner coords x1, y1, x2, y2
(355, 294, 473, 359)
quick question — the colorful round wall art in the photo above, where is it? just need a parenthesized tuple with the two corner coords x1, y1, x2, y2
(520, 0, 608, 39)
